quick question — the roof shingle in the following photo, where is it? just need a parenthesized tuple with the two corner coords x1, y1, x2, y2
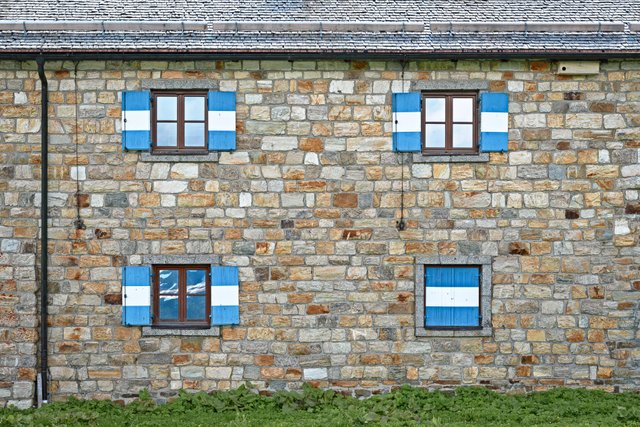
(2, 0, 640, 56)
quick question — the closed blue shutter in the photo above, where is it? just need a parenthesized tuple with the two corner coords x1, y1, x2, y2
(479, 93, 509, 152)
(425, 267, 480, 327)
(392, 92, 422, 152)
(210, 266, 240, 325)
(121, 91, 151, 151)
(208, 91, 236, 150)
(122, 266, 151, 326)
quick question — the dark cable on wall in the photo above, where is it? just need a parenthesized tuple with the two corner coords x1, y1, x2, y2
(73, 62, 86, 230)
(396, 59, 407, 232)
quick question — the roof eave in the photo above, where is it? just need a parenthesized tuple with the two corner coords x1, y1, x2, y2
(2, 48, 640, 61)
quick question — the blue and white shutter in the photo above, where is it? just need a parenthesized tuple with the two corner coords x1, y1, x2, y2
(479, 93, 509, 152)
(210, 266, 240, 325)
(392, 92, 422, 152)
(425, 267, 480, 327)
(122, 266, 151, 326)
(121, 91, 151, 150)
(208, 91, 236, 151)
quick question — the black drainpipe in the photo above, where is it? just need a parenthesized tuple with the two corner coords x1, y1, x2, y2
(36, 56, 49, 405)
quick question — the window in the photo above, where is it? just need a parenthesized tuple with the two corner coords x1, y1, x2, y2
(152, 91, 208, 153)
(152, 264, 210, 328)
(422, 92, 478, 154)
(415, 256, 492, 337)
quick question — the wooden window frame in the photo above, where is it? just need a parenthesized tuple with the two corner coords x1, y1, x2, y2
(151, 91, 208, 154)
(423, 265, 482, 331)
(422, 92, 478, 155)
(152, 264, 210, 328)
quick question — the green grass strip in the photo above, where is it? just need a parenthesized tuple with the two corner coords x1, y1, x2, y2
(1, 385, 639, 426)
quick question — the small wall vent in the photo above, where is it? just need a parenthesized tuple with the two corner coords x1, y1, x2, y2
(557, 61, 600, 75)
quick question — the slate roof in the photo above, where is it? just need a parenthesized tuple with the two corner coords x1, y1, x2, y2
(2, 0, 640, 58)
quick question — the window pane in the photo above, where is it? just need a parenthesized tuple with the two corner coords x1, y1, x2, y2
(156, 123, 177, 147)
(159, 269, 178, 294)
(453, 124, 474, 148)
(185, 96, 205, 121)
(184, 123, 205, 147)
(453, 98, 474, 122)
(425, 124, 446, 148)
(425, 98, 446, 122)
(156, 96, 177, 121)
(186, 296, 206, 320)
(187, 270, 207, 295)
(159, 295, 179, 320)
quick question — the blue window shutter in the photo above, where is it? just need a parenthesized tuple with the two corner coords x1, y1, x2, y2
(208, 91, 236, 151)
(122, 266, 151, 326)
(392, 92, 422, 152)
(121, 91, 151, 151)
(425, 267, 480, 327)
(479, 93, 509, 152)
(210, 266, 240, 325)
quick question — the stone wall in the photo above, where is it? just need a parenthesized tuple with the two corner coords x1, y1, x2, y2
(0, 58, 639, 405)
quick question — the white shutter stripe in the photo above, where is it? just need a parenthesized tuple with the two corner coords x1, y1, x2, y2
(125, 285, 151, 306)
(393, 111, 422, 133)
(122, 111, 151, 131)
(425, 287, 479, 307)
(480, 112, 508, 133)
(211, 285, 239, 306)
(208, 111, 236, 132)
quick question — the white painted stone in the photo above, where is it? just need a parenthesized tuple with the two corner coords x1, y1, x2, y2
(615, 219, 630, 235)
(304, 152, 319, 165)
(70, 166, 86, 181)
(239, 192, 252, 207)
(598, 150, 610, 163)
(621, 164, 640, 177)
(154, 181, 188, 193)
(14, 92, 27, 104)
(329, 80, 354, 94)
(304, 368, 328, 380)
(91, 194, 104, 207)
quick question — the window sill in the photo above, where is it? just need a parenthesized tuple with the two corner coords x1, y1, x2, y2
(412, 153, 489, 163)
(415, 327, 492, 338)
(140, 152, 219, 163)
(142, 326, 220, 337)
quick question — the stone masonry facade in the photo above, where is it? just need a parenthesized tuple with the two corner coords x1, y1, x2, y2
(0, 58, 639, 406)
